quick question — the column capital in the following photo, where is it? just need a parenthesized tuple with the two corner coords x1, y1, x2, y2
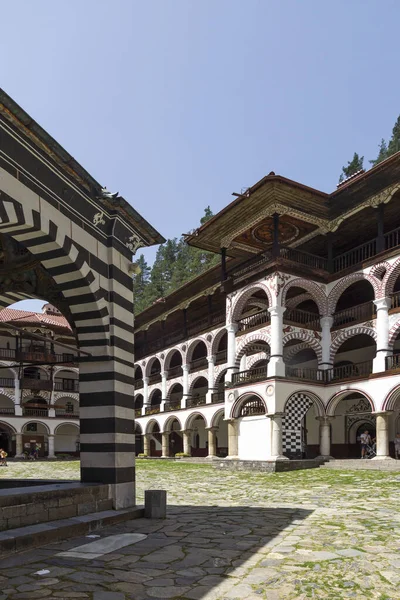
(374, 297, 392, 310)
(267, 412, 285, 419)
(320, 316, 334, 328)
(372, 410, 393, 416)
(182, 364, 190, 373)
(208, 355, 216, 363)
(316, 415, 335, 422)
(268, 305, 286, 317)
(206, 426, 218, 432)
(161, 371, 168, 378)
(180, 429, 193, 434)
(48, 433, 54, 438)
(144, 376, 149, 384)
(227, 323, 238, 334)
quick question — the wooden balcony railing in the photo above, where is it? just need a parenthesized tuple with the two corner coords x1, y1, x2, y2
(385, 354, 400, 371)
(167, 365, 183, 379)
(237, 309, 270, 333)
(280, 247, 328, 271)
(0, 407, 15, 415)
(385, 225, 400, 251)
(390, 291, 400, 310)
(54, 380, 79, 392)
(135, 408, 142, 417)
(232, 366, 267, 386)
(284, 308, 321, 330)
(333, 239, 377, 272)
(134, 379, 144, 390)
(215, 349, 227, 365)
(211, 392, 225, 404)
(0, 378, 14, 388)
(148, 372, 162, 385)
(55, 411, 79, 419)
(286, 360, 374, 382)
(21, 378, 53, 391)
(186, 395, 207, 408)
(0, 348, 16, 360)
(190, 357, 208, 373)
(332, 301, 376, 329)
(145, 406, 160, 415)
(164, 400, 181, 412)
(23, 407, 49, 417)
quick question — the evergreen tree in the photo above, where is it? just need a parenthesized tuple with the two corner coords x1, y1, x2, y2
(338, 152, 364, 183)
(387, 116, 400, 157)
(132, 254, 151, 313)
(370, 139, 388, 166)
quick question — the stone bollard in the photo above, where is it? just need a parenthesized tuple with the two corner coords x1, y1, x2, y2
(145, 490, 167, 519)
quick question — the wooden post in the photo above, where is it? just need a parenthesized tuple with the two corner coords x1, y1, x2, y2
(183, 309, 188, 338)
(377, 203, 385, 253)
(327, 232, 333, 273)
(272, 213, 280, 257)
(207, 295, 212, 326)
(221, 247, 227, 281)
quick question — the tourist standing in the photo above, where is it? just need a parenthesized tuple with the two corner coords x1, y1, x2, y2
(360, 430, 371, 459)
(0, 448, 8, 467)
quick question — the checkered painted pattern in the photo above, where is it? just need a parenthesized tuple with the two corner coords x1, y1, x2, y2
(283, 393, 313, 456)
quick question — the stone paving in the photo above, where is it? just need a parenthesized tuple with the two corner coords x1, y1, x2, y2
(0, 459, 400, 599)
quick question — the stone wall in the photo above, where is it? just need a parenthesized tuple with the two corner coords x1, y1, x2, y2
(214, 459, 324, 473)
(0, 483, 112, 531)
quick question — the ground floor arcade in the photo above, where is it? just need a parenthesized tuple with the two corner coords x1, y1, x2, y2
(0, 419, 80, 458)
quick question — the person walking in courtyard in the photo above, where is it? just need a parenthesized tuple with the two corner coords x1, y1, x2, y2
(0, 448, 8, 467)
(360, 430, 371, 459)
(395, 432, 400, 459)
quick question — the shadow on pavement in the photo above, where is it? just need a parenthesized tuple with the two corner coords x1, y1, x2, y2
(0, 504, 313, 599)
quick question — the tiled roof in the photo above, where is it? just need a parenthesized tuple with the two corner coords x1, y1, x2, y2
(0, 308, 72, 331)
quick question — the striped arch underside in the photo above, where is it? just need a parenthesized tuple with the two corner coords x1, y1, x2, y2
(0, 183, 137, 506)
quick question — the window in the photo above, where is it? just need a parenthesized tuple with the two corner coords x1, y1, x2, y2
(238, 397, 266, 417)
(65, 402, 74, 413)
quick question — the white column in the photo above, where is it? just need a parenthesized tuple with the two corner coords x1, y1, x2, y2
(182, 364, 189, 409)
(317, 416, 333, 458)
(226, 323, 238, 382)
(320, 316, 334, 370)
(268, 306, 286, 377)
(160, 371, 167, 411)
(14, 378, 22, 416)
(239, 354, 247, 372)
(226, 419, 239, 459)
(143, 377, 149, 404)
(47, 434, 56, 459)
(373, 297, 391, 373)
(269, 413, 288, 460)
(206, 427, 217, 458)
(182, 430, 192, 455)
(48, 398, 55, 418)
(161, 432, 169, 458)
(15, 432, 23, 457)
(143, 434, 150, 456)
(206, 355, 216, 403)
(372, 412, 393, 460)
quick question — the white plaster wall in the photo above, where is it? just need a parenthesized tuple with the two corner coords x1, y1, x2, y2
(238, 416, 271, 460)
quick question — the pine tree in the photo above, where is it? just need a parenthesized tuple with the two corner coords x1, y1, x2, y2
(387, 116, 400, 157)
(132, 254, 151, 314)
(339, 152, 364, 183)
(370, 139, 388, 166)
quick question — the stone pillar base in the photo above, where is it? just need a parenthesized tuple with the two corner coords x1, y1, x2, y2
(371, 456, 395, 461)
(270, 455, 289, 461)
(317, 455, 333, 460)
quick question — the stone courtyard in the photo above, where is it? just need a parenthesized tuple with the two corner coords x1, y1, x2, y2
(0, 460, 399, 599)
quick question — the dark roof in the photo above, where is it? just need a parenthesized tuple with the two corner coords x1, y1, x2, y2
(0, 89, 165, 247)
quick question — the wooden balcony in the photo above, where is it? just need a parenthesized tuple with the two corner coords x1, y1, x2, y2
(190, 357, 208, 373)
(237, 309, 270, 334)
(54, 380, 79, 392)
(148, 372, 162, 385)
(385, 354, 400, 371)
(0, 378, 14, 388)
(332, 301, 376, 329)
(145, 406, 160, 415)
(167, 365, 183, 380)
(215, 349, 227, 365)
(164, 400, 181, 412)
(186, 395, 206, 408)
(23, 407, 49, 417)
(0, 407, 15, 415)
(134, 379, 144, 390)
(55, 411, 79, 419)
(21, 378, 52, 391)
(135, 408, 142, 417)
(211, 392, 225, 404)
(284, 308, 321, 330)
(232, 366, 267, 386)
(0, 348, 16, 360)
(286, 360, 374, 383)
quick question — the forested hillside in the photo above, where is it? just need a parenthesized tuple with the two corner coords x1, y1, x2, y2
(134, 114, 400, 314)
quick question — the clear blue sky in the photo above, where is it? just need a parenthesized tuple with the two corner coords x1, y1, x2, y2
(2, 0, 400, 310)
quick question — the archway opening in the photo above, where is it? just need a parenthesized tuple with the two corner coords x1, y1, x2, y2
(235, 340, 270, 384)
(0, 423, 15, 455)
(284, 285, 320, 329)
(149, 389, 162, 414)
(284, 339, 319, 379)
(190, 341, 208, 372)
(213, 411, 228, 457)
(147, 421, 161, 457)
(134, 365, 144, 390)
(148, 358, 162, 385)
(55, 423, 80, 457)
(54, 396, 79, 419)
(167, 418, 183, 456)
(333, 280, 375, 328)
(330, 392, 375, 458)
(0, 394, 15, 417)
(235, 394, 269, 460)
(23, 396, 49, 418)
(236, 289, 270, 333)
(189, 415, 207, 457)
(283, 393, 322, 459)
(21, 422, 49, 457)
(215, 331, 227, 365)
(166, 350, 183, 379)
(134, 394, 144, 417)
(189, 376, 208, 408)
(168, 383, 183, 410)
(333, 334, 376, 379)
(135, 423, 143, 455)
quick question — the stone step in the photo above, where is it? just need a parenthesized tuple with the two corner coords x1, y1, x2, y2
(320, 459, 400, 471)
(0, 506, 144, 557)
